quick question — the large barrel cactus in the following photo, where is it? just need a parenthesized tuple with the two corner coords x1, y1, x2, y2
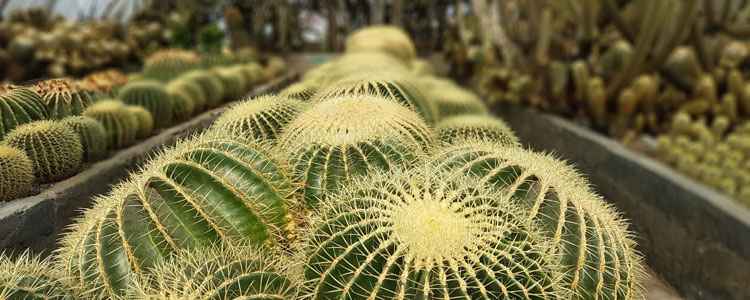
(58, 134, 304, 298)
(61, 116, 108, 162)
(126, 105, 155, 139)
(182, 70, 225, 108)
(141, 49, 201, 82)
(433, 139, 644, 300)
(0, 85, 49, 140)
(345, 25, 417, 62)
(127, 243, 298, 299)
(211, 95, 306, 141)
(435, 114, 519, 146)
(83, 100, 139, 149)
(165, 86, 196, 121)
(303, 166, 565, 300)
(118, 80, 174, 128)
(424, 84, 489, 120)
(3, 120, 83, 183)
(214, 67, 247, 101)
(0, 145, 34, 201)
(0, 251, 77, 299)
(278, 95, 433, 209)
(280, 81, 317, 101)
(27, 79, 97, 119)
(166, 77, 207, 112)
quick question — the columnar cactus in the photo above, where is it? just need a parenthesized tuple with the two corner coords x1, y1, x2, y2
(83, 100, 139, 149)
(128, 243, 298, 299)
(0, 251, 77, 299)
(433, 139, 644, 300)
(118, 80, 174, 128)
(141, 49, 201, 82)
(3, 120, 83, 183)
(435, 114, 520, 146)
(211, 95, 306, 141)
(182, 70, 225, 108)
(0, 145, 34, 201)
(0, 84, 48, 140)
(61, 116, 108, 162)
(314, 73, 438, 124)
(126, 106, 155, 139)
(303, 166, 565, 300)
(278, 95, 433, 209)
(27, 79, 97, 119)
(58, 134, 303, 298)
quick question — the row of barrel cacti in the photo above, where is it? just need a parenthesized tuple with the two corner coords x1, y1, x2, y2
(0, 25, 643, 300)
(0, 49, 283, 202)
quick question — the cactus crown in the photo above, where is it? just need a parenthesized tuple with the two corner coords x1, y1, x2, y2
(0, 251, 76, 299)
(0, 145, 34, 201)
(142, 49, 201, 82)
(83, 100, 139, 149)
(79, 69, 130, 96)
(345, 25, 417, 62)
(3, 120, 83, 183)
(280, 81, 317, 101)
(27, 78, 95, 118)
(212, 94, 306, 141)
(61, 116, 107, 163)
(302, 166, 566, 300)
(435, 114, 520, 146)
(0, 84, 48, 140)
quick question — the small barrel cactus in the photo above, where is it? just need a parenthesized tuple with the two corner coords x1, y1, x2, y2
(3, 120, 83, 183)
(0, 251, 77, 299)
(314, 72, 438, 124)
(211, 95, 306, 141)
(280, 81, 317, 101)
(0, 145, 34, 201)
(80, 69, 131, 98)
(426, 85, 489, 120)
(141, 49, 201, 82)
(278, 95, 433, 209)
(345, 25, 417, 62)
(435, 114, 519, 146)
(165, 85, 196, 121)
(118, 80, 174, 128)
(128, 243, 298, 299)
(303, 166, 564, 300)
(61, 116, 108, 163)
(214, 67, 247, 101)
(167, 77, 207, 112)
(126, 105, 155, 139)
(0, 84, 48, 140)
(58, 134, 304, 298)
(27, 78, 98, 119)
(433, 139, 644, 300)
(83, 100, 139, 149)
(182, 70, 225, 108)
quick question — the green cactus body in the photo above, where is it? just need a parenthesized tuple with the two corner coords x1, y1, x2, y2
(314, 73, 439, 124)
(0, 85, 48, 141)
(3, 120, 83, 183)
(587, 77, 608, 127)
(280, 81, 317, 101)
(8, 36, 36, 63)
(83, 100, 139, 149)
(182, 70, 225, 108)
(27, 79, 97, 119)
(602, 40, 634, 80)
(61, 116, 108, 163)
(571, 60, 590, 103)
(213, 67, 246, 102)
(433, 139, 644, 300)
(126, 106, 155, 140)
(265, 56, 287, 79)
(435, 114, 519, 146)
(166, 86, 196, 122)
(141, 49, 200, 82)
(427, 86, 489, 120)
(211, 95, 306, 141)
(345, 25, 417, 62)
(167, 77, 207, 113)
(118, 81, 174, 128)
(241, 62, 267, 86)
(663, 47, 702, 87)
(57, 134, 302, 298)
(129, 244, 297, 299)
(0, 252, 76, 300)
(694, 75, 718, 105)
(279, 95, 433, 209)
(304, 166, 565, 300)
(0, 145, 34, 201)
(549, 61, 569, 100)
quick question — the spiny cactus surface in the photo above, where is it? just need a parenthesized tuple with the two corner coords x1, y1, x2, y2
(0, 85, 49, 140)
(435, 114, 520, 146)
(167, 77, 207, 112)
(118, 80, 174, 128)
(0, 251, 76, 300)
(183, 70, 225, 108)
(0, 145, 34, 201)
(211, 94, 306, 141)
(426, 85, 489, 119)
(27, 79, 97, 119)
(141, 49, 200, 82)
(166, 86, 196, 121)
(83, 100, 139, 149)
(280, 81, 317, 101)
(3, 120, 83, 183)
(61, 116, 108, 163)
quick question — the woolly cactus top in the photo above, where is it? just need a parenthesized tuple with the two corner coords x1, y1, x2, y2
(79, 69, 129, 92)
(26, 78, 79, 102)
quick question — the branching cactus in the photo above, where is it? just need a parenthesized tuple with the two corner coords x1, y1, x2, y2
(302, 166, 566, 300)
(435, 114, 520, 146)
(278, 95, 433, 209)
(141, 49, 201, 82)
(127, 243, 298, 300)
(280, 81, 317, 101)
(57, 134, 304, 298)
(0, 84, 48, 141)
(0, 251, 77, 299)
(118, 80, 174, 128)
(61, 116, 108, 163)
(27, 78, 97, 119)
(433, 139, 644, 300)
(83, 100, 139, 149)
(0, 145, 34, 201)
(182, 70, 225, 108)
(3, 120, 83, 183)
(211, 95, 306, 141)
(314, 72, 438, 124)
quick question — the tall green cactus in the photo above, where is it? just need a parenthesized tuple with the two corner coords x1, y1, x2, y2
(278, 95, 433, 209)
(0, 84, 48, 141)
(61, 116, 108, 163)
(211, 95, 306, 141)
(83, 100, 139, 149)
(3, 120, 83, 183)
(128, 243, 298, 299)
(57, 134, 303, 298)
(435, 114, 519, 146)
(303, 166, 565, 300)
(0, 145, 34, 201)
(0, 251, 77, 299)
(433, 139, 644, 300)
(27, 79, 97, 119)
(118, 80, 174, 128)
(182, 70, 225, 108)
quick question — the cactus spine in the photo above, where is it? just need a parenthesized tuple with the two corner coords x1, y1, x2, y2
(303, 166, 565, 300)
(434, 139, 644, 300)
(61, 116, 108, 163)
(0, 251, 77, 299)
(118, 80, 174, 128)
(280, 81, 317, 101)
(0, 85, 49, 140)
(0, 145, 34, 201)
(83, 100, 139, 149)
(211, 95, 306, 141)
(435, 114, 520, 146)
(278, 95, 433, 209)
(3, 120, 83, 183)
